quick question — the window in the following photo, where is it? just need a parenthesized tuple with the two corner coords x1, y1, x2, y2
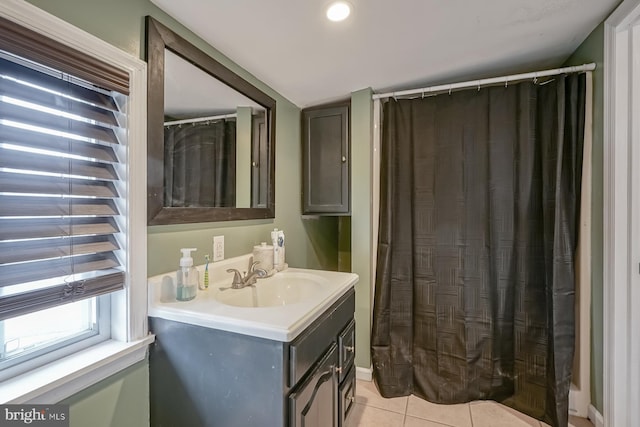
(0, 2, 149, 401)
(0, 299, 106, 375)
(0, 39, 128, 375)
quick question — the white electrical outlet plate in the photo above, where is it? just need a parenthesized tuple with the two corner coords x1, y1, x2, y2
(213, 236, 224, 262)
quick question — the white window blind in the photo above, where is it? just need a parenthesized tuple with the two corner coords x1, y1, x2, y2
(0, 51, 128, 321)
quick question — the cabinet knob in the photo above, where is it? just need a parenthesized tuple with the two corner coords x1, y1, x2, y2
(344, 346, 354, 353)
(346, 390, 355, 403)
(252, 161, 258, 167)
(335, 366, 343, 374)
(341, 156, 347, 163)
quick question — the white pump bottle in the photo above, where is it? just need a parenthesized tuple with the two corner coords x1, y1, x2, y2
(176, 248, 199, 301)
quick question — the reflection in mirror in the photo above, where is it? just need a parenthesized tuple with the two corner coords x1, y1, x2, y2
(146, 16, 276, 225)
(163, 50, 267, 209)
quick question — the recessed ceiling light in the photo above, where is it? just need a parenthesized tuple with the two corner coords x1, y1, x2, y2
(326, 1, 351, 22)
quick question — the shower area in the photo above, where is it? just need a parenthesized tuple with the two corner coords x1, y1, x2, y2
(369, 65, 593, 427)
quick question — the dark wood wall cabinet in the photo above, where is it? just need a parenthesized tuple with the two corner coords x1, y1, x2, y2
(302, 104, 350, 215)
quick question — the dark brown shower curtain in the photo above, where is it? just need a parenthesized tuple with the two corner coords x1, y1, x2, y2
(372, 74, 586, 427)
(164, 119, 236, 207)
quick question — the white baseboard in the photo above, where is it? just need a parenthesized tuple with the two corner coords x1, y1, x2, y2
(355, 366, 372, 381)
(588, 404, 604, 427)
(569, 383, 590, 418)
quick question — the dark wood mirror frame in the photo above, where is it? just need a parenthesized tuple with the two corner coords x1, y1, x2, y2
(145, 16, 276, 225)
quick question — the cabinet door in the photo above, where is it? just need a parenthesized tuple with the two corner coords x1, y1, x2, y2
(302, 105, 350, 215)
(289, 343, 338, 427)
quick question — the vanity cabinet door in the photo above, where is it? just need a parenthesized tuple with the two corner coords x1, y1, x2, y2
(302, 104, 350, 215)
(289, 343, 338, 427)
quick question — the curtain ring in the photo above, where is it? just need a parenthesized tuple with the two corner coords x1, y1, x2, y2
(533, 72, 538, 85)
(477, 81, 481, 92)
(448, 85, 452, 96)
(505, 78, 508, 88)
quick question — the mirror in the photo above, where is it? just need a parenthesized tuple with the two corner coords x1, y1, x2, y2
(146, 16, 276, 225)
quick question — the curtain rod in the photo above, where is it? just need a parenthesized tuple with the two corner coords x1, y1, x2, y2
(164, 113, 236, 126)
(372, 63, 596, 100)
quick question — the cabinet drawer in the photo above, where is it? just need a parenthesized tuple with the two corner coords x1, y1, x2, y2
(338, 319, 355, 383)
(289, 289, 355, 387)
(339, 367, 356, 427)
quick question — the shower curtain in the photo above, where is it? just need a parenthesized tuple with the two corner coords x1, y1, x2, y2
(371, 74, 586, 427)
(164, 119, 236, 207)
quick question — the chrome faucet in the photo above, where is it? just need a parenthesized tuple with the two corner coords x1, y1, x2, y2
(226, 259, 267, 289)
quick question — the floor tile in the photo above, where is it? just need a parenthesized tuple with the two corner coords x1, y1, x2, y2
(540, 415, 594, 427)
(469, 401, 539, 427)
(356, 380, 409, 414)
(569, 416, 595, 427)
(355, 378, 592, 427)
(406, 396, 472, 427)
(351, 403, 405, 427)
(403, 415, 452, 427)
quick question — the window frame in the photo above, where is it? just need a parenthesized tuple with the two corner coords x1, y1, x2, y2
(0, 0, 151, 404)
(0, 296, 110, 381)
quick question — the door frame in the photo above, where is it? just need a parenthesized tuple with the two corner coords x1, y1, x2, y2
(603, 1, 640, 426)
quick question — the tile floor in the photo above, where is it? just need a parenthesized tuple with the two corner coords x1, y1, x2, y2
(352, 379, 594, 427)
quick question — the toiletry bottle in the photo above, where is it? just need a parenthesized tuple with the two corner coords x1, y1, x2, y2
(253, 242, 274, 273)
(271, 228, 281, 271)
(176, 248, 198, 301)
(277, 229, 285, 270)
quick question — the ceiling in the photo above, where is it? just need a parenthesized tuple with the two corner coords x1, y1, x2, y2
(151, 0, 620, 108)
(164, 49, 263, 119)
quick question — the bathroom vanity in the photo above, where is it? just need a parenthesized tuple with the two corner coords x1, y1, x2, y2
(147, 255, 358, 427)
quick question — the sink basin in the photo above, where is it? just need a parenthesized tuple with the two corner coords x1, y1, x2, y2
(148, 254, 359, 341)
(214, 272, 324, 307)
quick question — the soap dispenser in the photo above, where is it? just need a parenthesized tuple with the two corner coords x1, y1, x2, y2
(176, 248, 199, 301)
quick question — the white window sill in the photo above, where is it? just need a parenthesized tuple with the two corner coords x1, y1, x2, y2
(0, 335, 155, 404)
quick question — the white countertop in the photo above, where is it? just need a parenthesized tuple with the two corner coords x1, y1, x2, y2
(148, 254, 358, 342)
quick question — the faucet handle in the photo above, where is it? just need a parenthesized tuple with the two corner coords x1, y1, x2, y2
(226, 269, 244, 287)
(248, 260, 260, 272)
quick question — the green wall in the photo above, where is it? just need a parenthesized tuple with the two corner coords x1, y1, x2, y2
(564, 23, 605, 414)
(19, 0, 609, 419)
(350, 88, 373, 369)
(146, 96, 335, 276)
(23, 0, 336, 425)
(346, 25, 610, 399)
(60, 360, 149, 427)
(24, 0, 334, 277)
